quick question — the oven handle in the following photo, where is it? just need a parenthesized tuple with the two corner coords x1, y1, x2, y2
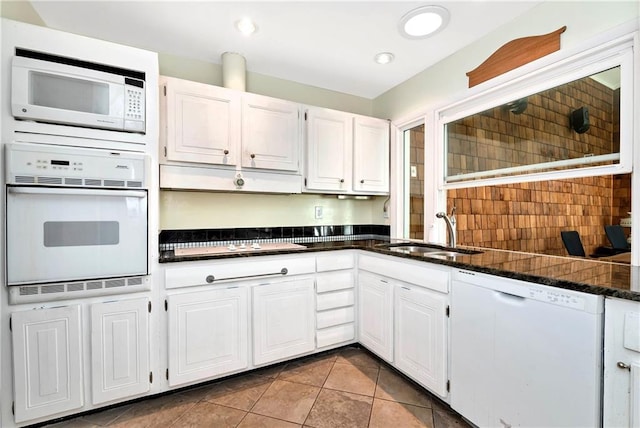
(7, 187, 147, 198)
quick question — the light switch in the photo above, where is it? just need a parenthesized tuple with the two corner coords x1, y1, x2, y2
(410, 165, 418, 178)
(315, 206, 323, 219)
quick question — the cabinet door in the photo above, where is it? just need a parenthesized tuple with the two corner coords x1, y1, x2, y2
(357, 271, 393, 362)
(353, 116, 389, 193)
(242, 93, 300, 172)
(604, 297, 640, 428)
(168, 287, 248, 387)
(253, 278, 315, 365)
(395, 284, 447, 396)
(163, 77, 240, 165)
(90, 298, 149, 405)
(12, 305, 83, 423)
(305, 107, 352, 192)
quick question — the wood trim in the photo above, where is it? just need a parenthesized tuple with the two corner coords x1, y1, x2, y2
(466, 26, 567, 88)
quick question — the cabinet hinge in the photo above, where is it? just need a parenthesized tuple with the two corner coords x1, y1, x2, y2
(446, 306, 450, 317)
(148, 301, 152, 313)
(149, 371, 153, 384)
(447, 380, 450, 392)
(163, 85, 167, 96)
(166, 368, 169, 380)
(165, 299, 168, 311)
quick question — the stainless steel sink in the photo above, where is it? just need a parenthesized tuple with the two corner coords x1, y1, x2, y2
(379, 242, 483, 257)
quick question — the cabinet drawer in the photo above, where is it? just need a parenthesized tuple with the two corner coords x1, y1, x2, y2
(317, 307, 355, 329)
(316, 323, 355, 348)
(316, 252, 355, 272)
(165, 255, 316, 289)
(316, 289, 354, 311)
(316, 271, 353, 293)
(359, 254, 449, 293)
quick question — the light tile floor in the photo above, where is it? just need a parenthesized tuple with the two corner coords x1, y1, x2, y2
(46, 346, 472, 428)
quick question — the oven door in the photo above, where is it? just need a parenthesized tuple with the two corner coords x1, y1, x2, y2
(6, 186, 148, 285)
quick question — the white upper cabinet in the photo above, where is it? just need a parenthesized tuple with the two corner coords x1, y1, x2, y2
(242, 93, 300, 172)
(305, 107, 389, 195)
(305, 107, 353, 192)
(353, 116, 390, 193)
(162, 76, 240, 166)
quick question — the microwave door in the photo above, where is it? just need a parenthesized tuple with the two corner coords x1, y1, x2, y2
(6, 186, 148, 285)
(12, 58, 125, 131)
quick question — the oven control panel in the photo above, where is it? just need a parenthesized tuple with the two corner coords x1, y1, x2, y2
(5, 142, 147, 187)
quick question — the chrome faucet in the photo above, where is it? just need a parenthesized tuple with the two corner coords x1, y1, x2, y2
(436, 207, 457, 248)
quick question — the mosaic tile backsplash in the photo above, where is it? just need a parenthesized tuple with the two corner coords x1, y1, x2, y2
(159, 224, 391, 251)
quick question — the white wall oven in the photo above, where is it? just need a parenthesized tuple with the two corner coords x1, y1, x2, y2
(5, 142, 148, 302)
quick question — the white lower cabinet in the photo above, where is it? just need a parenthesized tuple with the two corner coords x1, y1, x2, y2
(11, 305, 83, 423)
(90, 298, 150, 405)
(357, 271, 394, 362)
(168, 287, 248, 387)
(604, 297, 640, 428)
(253, 278, 315, 366)
(358, 253, 450, 396)
(395, 284, 448, 397)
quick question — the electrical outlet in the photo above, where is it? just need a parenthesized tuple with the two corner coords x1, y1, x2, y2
(314, 206, 323, 219)
(410, 165, 418, 178)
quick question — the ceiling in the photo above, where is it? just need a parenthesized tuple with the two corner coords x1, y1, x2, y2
(29, 1, 542, 99)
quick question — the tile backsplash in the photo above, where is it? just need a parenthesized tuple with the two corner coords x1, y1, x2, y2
(159, 224, 390, 251)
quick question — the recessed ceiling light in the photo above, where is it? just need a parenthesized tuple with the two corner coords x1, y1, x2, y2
(399, 5, 449, 39)
(374, 52, 395, 64)
(235, 18, 257, 36)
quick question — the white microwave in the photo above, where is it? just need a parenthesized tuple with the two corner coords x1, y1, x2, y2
(11, 49, 146, 134)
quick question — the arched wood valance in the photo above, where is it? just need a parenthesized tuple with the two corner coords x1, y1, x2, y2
(466, 26, 567, 88)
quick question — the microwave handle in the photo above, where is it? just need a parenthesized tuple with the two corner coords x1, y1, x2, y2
(8, 187, 147, 198)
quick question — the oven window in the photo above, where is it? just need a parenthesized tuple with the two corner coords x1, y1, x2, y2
(30, 71, 109, 114)
(43, 221, 119, 247)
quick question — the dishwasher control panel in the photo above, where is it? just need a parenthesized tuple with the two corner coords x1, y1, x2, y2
(527, 287, 585, 310)
(453, 269, 602, 314)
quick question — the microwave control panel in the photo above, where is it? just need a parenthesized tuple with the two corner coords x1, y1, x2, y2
(124, 79, 145, 133)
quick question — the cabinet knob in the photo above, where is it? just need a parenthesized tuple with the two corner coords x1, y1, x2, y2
(250, 153, 256, 159)
(617, 361, 631, 370)
(223, 149, 229, 155)
(340, 179, 345, 183)
(360, 179, 365, 184)
(205, 275, 215, 283)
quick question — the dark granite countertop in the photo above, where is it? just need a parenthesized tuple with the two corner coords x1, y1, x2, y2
(160, 239, 640, 302)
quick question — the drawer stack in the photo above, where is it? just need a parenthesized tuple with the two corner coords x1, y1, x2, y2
(315, 252, 356, 349)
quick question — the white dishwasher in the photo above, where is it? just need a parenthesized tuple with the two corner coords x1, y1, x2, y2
(450, 269, 603, 428)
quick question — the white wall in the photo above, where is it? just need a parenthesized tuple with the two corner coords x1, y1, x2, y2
(160, 53, 374, 116)
(373, 1, 640, 121)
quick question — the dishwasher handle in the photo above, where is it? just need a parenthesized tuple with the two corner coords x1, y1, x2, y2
(495, 290, 526, 304)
